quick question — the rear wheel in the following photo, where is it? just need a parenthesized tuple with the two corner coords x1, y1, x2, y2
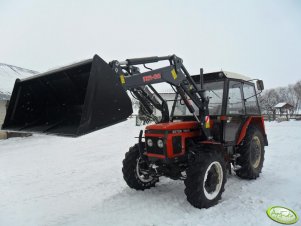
(122, 144, 158, 190)
(184, 147, 226, 208)
(236, 125, 265, 179)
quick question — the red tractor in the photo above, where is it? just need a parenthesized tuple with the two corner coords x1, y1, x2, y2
(2, 54, 268, 208)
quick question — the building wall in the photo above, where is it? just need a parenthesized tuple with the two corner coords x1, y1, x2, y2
(0, 100, 7, 139)
(0, 100, 7, 127)
(0, 100, 32, 139)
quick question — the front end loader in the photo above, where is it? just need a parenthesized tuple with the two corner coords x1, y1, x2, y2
(2, 55, 132, 136)
(2, 54, 268, 209)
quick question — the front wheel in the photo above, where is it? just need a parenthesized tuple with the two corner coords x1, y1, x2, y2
(184, 148, 226, 208)
(122, 144, 158, 190)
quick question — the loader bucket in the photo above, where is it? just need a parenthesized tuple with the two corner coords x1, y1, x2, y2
(2, 55, 133, 137)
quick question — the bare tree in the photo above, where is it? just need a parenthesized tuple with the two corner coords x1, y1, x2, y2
(293, 81, 301, 113)
(259, 80, 301, 120)
(259, 88, 279, 121)
(275, 86, 298, 115)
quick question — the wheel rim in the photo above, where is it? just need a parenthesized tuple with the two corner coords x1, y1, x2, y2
(203, 161, 223, 200)
(250, 136, 262, 169)
(136, 157, 153, 183)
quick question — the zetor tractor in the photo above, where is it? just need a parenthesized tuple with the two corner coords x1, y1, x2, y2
(2, 54, 268, 209)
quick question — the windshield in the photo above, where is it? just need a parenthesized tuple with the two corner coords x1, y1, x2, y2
(204, 81, 224, 115)
(158, 81, 224, 117)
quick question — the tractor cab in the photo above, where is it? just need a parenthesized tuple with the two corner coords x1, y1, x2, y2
(145, 71, 266, 156)
(145, 71, 267, 164)
(194, 71, 264, 144)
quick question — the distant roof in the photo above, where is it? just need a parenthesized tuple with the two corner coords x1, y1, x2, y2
(0, 92, 10, 100)
(0, 63, 38, 75)
(0, 63, 38, 96)
(274, 102, 294, 108)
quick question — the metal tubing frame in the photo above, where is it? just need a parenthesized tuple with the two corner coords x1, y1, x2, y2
(111, 55, 210, 138)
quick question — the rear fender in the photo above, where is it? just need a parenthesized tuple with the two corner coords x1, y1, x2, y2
(237, 116, 268, 146)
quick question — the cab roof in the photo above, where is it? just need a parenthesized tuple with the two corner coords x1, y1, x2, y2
(192, 71, 252, 82)
(221, 71, 251, 81)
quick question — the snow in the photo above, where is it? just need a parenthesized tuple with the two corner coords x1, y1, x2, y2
(274, 102, 289, 108)
(0, 119, 300, 226)
(0, 63, 37, 96)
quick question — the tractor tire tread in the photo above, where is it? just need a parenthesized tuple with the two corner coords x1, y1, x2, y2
(122, 144, 158, 190)
(184, 146, 226, 209)
(236, 125, 265, 179)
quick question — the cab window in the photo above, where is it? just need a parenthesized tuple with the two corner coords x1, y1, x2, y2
(227, 81, 244, 115)
(243, 83, 259, 114)
(204, 81, 224, 115)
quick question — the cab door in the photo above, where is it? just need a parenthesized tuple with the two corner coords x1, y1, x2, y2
(223, 80, 245, 143)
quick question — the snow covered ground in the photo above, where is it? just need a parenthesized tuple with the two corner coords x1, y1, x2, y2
(0, 119, 300, 226)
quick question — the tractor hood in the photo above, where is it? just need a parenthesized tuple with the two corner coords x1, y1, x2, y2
(146, 121, 199, 131)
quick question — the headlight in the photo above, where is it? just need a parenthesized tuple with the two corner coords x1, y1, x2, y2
(147, 138, 153, 147)
(157, 139, 164, 148)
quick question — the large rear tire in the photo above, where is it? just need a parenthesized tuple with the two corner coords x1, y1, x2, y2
(184, 147, 226, 209)
(122, 144, 158, 190)
(236, 125, 265, 179)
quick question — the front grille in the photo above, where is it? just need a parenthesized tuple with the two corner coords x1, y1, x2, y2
(172, 136, 182, 154)
(146, 137, 164, 155)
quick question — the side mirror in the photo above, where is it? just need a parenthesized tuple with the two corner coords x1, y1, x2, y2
(256, 80, 264, 91)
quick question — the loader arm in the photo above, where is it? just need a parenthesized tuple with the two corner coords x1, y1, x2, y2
(110, 55, 210, 138)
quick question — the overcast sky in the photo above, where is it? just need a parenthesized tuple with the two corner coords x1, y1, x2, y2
(0, 0, 300, 89)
